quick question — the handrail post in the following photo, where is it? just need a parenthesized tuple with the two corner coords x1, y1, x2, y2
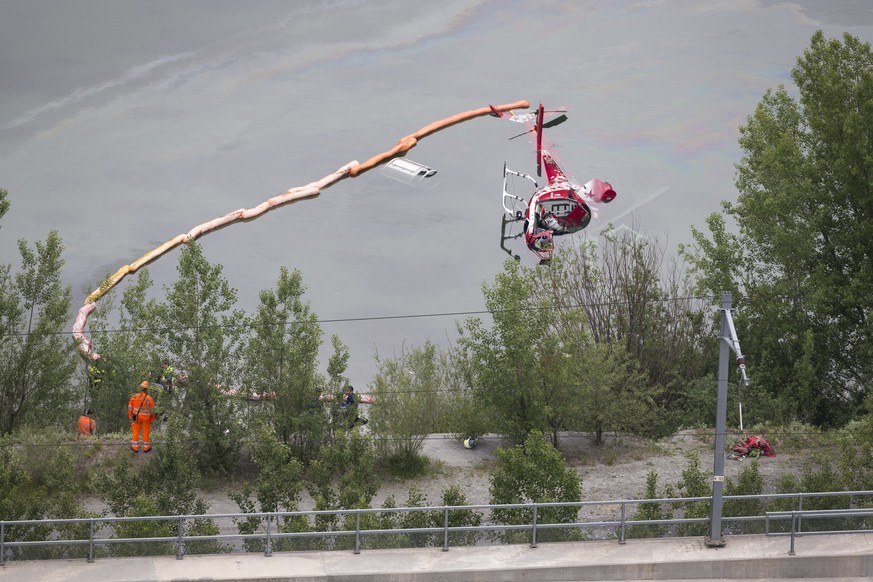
(530, 504, 538, 548)
(354, 511, 361, 554)
(264, 515, 272, 557)
(442, 507, 449, 552)
(2, 521, 6, 566)
(789, 511, 797, 555)
(176, 516, 184, 560)
(87, 518, 95, 563)
(797, 493, 804, 533)
(619, 502, 627, 544)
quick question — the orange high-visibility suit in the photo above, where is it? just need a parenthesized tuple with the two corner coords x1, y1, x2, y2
(129, 381, 156, 452)
(77, 414, 95, 437)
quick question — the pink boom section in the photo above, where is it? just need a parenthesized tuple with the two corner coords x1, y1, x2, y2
(75, 100, 529, 360)
(349, 100, 529, 177)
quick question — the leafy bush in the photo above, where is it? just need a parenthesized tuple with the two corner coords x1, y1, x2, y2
(625, 470, 670, 539)
(489, 430, 583, 544)
(437, 484, 482, 547)
(383, 450, 429, 479)
(99, 419, 229, 557)
(0, 437, 98, 560)
(724, 461, 765, 534)
(230, 424, 305, 552)
(671, 452, 710, 537)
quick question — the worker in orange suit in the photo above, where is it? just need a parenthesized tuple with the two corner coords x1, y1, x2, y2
(128, 380, 156, 452)
(77, 409, 96, 437)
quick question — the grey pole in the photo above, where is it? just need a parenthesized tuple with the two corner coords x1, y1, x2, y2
(706, 291, 731, 547)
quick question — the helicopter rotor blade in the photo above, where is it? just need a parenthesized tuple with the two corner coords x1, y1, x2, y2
(541, 113, 568, 128)
(507, 113, 568, 140)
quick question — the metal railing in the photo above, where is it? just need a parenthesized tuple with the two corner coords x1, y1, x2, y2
(2, 490, 872, 564)
(765, 507, 873, 555)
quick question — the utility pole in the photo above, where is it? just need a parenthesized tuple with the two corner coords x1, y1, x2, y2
(706, 291, 750, 547)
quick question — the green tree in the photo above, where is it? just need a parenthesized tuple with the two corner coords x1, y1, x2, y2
(244, 267, 327, 462)
(152, 242, 247, 475)
(839, 393, 873, 494)
(550, 230, 710, 435)
(306, 429, 380, 548)
(0, 188, 9, 221)
(683, 31, 873, 427)
(443, 347, 492, 440)
(325, 335, 350, 392)
(457, 253, 661, 446)
(82, 270, 161, 434)
(370, 341, 449, 476)
(322, 335, 352, 439)
(457, 260, 583, 445)
(488, 430, 583, 543)
(230, 423, 306, 552)
(567, 341, 651, 444)
(0, 219, 78, 436)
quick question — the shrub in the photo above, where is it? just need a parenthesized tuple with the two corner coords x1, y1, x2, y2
(724, 461, 765, 534)
(489, 430, 583, 544)
(672, 452, 710, 537)
(625, 470, 669, 539)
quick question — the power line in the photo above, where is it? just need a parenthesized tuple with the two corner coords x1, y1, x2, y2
(3, 294, 720, 339)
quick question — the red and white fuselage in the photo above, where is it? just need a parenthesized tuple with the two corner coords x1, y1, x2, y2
(516, 103, 615, 261)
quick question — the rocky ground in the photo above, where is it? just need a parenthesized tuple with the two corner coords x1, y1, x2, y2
(201, 430, 803, 521)
(75, 429, 802, 546)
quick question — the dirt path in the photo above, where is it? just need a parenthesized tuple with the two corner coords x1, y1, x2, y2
(380, 431, 798, 508)
(200, 431, 801, 520)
